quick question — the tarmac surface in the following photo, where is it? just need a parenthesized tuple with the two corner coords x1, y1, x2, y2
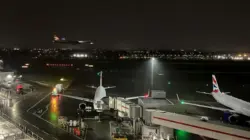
(10, 74, 250, 140)
(0, 80, 83, 140)
(3, 60, 250, 140)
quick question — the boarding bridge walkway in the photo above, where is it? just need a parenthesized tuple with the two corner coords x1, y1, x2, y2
(147, 109, 250, 140)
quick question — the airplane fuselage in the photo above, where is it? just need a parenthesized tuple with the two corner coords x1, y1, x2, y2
(53, 40, 83, 45)
(93, 86, 107, 112)
(212, 93, 250, 117)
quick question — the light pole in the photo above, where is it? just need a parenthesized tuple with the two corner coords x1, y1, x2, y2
(151, 57, 155, 89)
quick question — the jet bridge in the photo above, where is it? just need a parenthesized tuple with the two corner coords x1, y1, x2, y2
(109, 97, 142, 119)
(145, 109, 250, 140)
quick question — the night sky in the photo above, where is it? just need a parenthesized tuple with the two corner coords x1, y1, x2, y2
(0, 1, 250, 51)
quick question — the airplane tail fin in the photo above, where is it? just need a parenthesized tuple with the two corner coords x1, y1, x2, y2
(97, 71, 103, 86)
(54, 35, 60, 41)
(176, 94, 180, 101)
(212, 75, 221, 93)
(96, 71, 115, 89)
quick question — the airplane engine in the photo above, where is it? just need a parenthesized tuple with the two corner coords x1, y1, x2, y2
(228, 114, 239, 123)
(79, 103, 86, 110)
(223, 111, 239, 123)
(79, 102, 92, 112)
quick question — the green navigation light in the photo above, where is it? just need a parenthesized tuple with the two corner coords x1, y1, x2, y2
(175, 129, 191, 140)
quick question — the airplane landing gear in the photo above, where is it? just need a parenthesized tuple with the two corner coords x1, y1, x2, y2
(98, 112, 101, 122)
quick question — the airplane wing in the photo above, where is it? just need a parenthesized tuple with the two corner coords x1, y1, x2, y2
(125, 96, 145, 100)
(60, 94, 94, 103)
(196, 91, 212, 95)
(176, 94, 236, 113)
(86, 85, 97, 89)
(196, 91, 230, 95)
(182, 101, 236, 113)
(104, 86, 116, 89)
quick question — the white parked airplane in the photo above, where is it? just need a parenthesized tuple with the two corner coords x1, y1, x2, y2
(178, 75, 250, 123)
(58, 71, 145, 113)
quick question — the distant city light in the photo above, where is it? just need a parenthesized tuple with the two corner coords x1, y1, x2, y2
(46, 63, 73, 67)
(233, 57, 243, 60)
(85, 64, 93, 67)
(22, 65, 29, 68)
(72, 53, 88, 58)
(88, 65, 94, 68)
(5, 48, 250, 61)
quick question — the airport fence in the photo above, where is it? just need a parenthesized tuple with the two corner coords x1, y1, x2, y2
(0, 112, 44, 140)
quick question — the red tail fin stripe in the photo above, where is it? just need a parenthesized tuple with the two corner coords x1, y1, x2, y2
(212, 77, 217, 84)
(213, 89, 219, 93)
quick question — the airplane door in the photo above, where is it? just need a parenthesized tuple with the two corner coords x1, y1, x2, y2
(96, 101, 101, 108)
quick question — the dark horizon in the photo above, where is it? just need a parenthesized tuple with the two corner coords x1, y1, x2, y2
(1, 1, 250, 51)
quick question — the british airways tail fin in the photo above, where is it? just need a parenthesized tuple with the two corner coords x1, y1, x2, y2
(53, 34, 66, 41)
(212, 75, 221, 93)
(54, 35, 60, 41)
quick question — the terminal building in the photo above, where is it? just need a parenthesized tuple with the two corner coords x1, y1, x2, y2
(108, 90, 250, 140)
